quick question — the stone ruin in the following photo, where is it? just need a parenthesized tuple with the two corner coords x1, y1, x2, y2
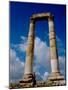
(19, 13, 65, 87)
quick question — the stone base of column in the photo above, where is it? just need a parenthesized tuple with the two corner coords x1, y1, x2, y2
(19, 73, 36, 88)
(48, 72, 66, 86)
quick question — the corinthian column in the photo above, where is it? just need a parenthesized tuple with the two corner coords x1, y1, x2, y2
(20, 19, 36, 87)
(48, 16, 59, 74)
(24, 19, 35, 74)
(48, 15, 65, 84)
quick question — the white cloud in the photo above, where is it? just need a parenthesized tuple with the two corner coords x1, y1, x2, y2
(10, 36, 66, 82)
(56, 36, 65, 56)
(35, 71, 49, 81)
(42, 72, 49, 81)
(58, 56, 66, 76)
(35, 72, 43, 81)
(18, 43, 27, 52)
(11, 36, 27, 53)
(9, 49, 25, 83)
(59, 56, 65, 64)
(34, 37, 65, 80)
(34, 37, 50, 63)
(33, 37, 51, 73)
(35, 72, 41, 76)
(21, 36, 27, 41)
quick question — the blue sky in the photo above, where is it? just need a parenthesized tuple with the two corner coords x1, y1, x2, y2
(10, 1, 66, 83)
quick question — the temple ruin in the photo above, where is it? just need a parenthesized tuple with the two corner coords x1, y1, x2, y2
(19, 13, 65, 87)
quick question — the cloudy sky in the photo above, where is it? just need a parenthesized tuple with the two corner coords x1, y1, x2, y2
(10, 1, 66, 83)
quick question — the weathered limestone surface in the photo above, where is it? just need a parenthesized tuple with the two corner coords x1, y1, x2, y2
(20, 73, 36, 87)
(24, 19, 35, 74)
(31, 13, 53, 21)
(19, 19, 36, 87)
(20, 13, 65, 87)
(48, 16, 59, 73)
(48, 16, 65, 84)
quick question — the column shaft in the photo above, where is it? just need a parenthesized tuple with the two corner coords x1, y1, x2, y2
(24, 19, 35, 74)
(48, 16, 59, 73)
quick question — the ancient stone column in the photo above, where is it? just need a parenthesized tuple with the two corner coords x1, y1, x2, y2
(24, 19, 35, 75)
(48, 16, 59, 74)
(19, 13, 65, 86)
(20, 19, 36, 87)
(48, 15, 65, 84)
